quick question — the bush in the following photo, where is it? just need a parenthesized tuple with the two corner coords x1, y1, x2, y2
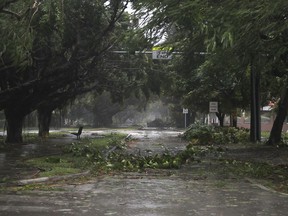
(182, 123, 249, 145)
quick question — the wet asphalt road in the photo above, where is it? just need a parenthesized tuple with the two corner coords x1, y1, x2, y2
(1, 129, 288, 216)
(1, 173, 288, 216)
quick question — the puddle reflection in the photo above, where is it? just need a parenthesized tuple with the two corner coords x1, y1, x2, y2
(20, 144, 38, 157)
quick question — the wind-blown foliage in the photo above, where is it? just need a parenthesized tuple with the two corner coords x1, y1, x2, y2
(134, 0, 288, 144)
(0, 0, 131, 142)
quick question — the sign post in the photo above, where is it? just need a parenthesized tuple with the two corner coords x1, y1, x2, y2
(183, 108, 188, 128)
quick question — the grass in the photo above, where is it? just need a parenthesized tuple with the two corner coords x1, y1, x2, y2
(0, 132, 132, 191)
(23, 133, 127, 177)
(80, 133, 126, 148)
(25, 155, 83, 177)
(222, 159, 288, 193)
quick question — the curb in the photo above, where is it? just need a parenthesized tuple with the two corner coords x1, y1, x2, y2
(245, 178, 288, 196)
(2, 171, 90, 187)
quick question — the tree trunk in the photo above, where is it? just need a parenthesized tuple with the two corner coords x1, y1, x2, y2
(37, 108, 53, 138)
(4, 108, 25, 143)
(267, 86, 288, 145)
(230, 110, 237, 127)
(216, 112, 225, 127)
(250, 60, 261, 142)
(232, 116, 237, 127)
(190, 111, 196, 124)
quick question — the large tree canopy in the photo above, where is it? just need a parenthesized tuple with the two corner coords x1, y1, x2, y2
(0, 0, 131, 142)
(2, 0, 288, 145)
(133, 0, 288, 144)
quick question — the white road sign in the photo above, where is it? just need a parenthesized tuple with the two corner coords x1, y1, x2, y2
(183, 108, 188, 114)
(209, 102, 218, 113)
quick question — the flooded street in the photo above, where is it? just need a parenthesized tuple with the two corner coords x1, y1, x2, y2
(1, 128, 288, 215)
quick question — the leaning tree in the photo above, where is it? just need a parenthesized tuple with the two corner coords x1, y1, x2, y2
(0, 0, 130, 143)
